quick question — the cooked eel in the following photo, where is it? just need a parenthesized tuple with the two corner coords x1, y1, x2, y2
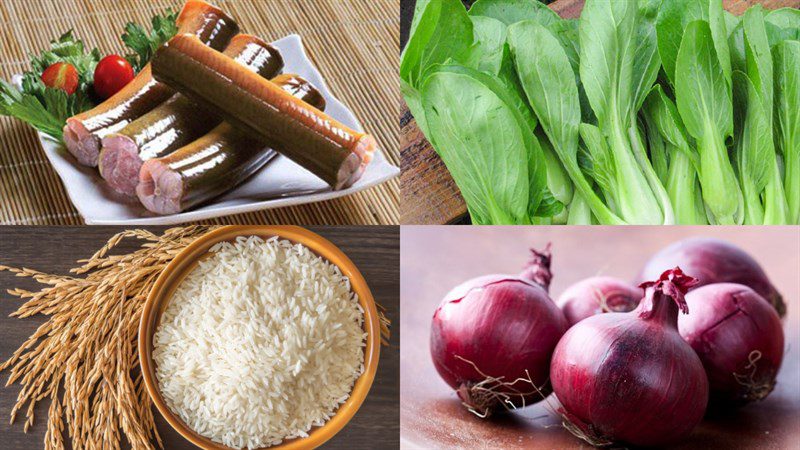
(63, 0, 238, 167)
(150, 34, 375, 190)
(99, 34, 283, 196)
(137, 74, 326, 215)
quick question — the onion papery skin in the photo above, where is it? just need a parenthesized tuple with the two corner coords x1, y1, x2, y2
(556, 276, 641, 326)
(639, 237, 785, 317)
(551, 269, 708, 447)
(430, 274, 568, 416)
(679, 283, 784, 406)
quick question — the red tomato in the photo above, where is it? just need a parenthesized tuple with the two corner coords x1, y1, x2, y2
(93, 55, 135, 100)
(40, 62, 79, 95)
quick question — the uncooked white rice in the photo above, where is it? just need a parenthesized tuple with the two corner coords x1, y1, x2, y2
(153, 236, 366, 449)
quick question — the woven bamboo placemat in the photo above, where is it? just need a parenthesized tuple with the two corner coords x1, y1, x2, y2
(0, 0, 400, 225)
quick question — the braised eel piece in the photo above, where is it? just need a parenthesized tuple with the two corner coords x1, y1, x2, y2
(64, 0, 238, 167)
(151, 34, 375, 190)
(99, 34, 283, 196)
(137, 74, 326, 215)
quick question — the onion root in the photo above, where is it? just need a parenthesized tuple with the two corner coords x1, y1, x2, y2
(453, 355, 548, 418)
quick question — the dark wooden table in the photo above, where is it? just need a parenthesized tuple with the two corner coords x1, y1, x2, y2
(400, 226, 800, 448)
(0, 226, 399, 450)
(400, 0, 800, 224)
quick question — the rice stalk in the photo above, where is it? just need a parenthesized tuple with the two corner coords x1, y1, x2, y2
(0, 226, 211, 450)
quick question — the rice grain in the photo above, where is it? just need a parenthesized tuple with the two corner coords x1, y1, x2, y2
(153, 236, 366, 449)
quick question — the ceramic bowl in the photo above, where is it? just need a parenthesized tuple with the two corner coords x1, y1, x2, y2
(139, 225, 381, 449)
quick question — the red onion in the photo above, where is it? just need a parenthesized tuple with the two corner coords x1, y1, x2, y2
(556, 276, 641, 326)
(430, 246, 568, 417)
(550, 268, 708, 447)
(639, 237, 785, 317)
(678, 283, 784, 406)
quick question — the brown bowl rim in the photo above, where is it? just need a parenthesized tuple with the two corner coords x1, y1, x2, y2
(138, 225, 381, 450)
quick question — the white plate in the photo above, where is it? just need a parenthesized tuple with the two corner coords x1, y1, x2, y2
(21, 34, 399, 225)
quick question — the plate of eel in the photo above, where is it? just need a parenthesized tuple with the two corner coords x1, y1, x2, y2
(29, 0, 398, 224)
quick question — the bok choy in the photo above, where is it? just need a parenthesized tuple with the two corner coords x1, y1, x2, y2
(401, 0, 800, 224)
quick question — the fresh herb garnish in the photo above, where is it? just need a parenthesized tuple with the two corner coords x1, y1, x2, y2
(122, 9, 179, 72)
(0, 30, 99, 141)
(25, 30, 102, 89)
(0, 81, 67, 139)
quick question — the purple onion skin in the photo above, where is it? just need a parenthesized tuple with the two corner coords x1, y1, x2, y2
(551, 269, 708, 447)
(639, 237, 785, 317)
(556, 276, 641, 326)
(431, 273, 568, 415)
(679, 283, 784, 407)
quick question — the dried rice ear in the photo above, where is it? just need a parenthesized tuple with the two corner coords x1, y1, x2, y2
(0, 226, 214, 450)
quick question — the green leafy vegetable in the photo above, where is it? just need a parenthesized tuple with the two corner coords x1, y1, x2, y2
(468, 0, 560, 26)
(0, 81, 68, 139)
(733, 71, 774, 224)
(646, 116, 670, 186)
(737, 6, 788, 224)
(122, 9, 179, 72)
(743, 6, 774, 121)
(400, 0, 473, 136)
(765, 7, 800, 44)
(400, 0, 473, 88)
(401, 0, 800, 225)
(665, 149, 707, 224)
(566, 184, 594, 224)
(578, 0, 669, 224)
(537, 127, 573, 224)
(643, 86, 705, 224)
(773, 40, 800, 224)
(466, 16, 508, 75)
(724, 10, 741, 38)
(676, 20, 742, 224)
(422, 64, 546, 224)
(643, 85, 708, 225)
(657, 0, 731, 87)
(577, 123, 616, 206)
(507, 19, 623, 224)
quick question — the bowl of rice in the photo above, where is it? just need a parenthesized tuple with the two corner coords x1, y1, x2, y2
(139, 225, 381, 450)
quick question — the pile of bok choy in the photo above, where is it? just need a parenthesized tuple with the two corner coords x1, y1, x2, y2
(401, 0, 800, 224)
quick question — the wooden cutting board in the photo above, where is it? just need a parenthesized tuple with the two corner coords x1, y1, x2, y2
(400, 0, 800, 224)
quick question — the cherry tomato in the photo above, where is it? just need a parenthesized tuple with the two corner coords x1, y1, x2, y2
(40, 62, 79, 95)
(93, 55, 135, 100)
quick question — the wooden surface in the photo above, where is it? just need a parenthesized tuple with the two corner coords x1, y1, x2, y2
(400, 226, 800, 449)
(0, 226, 399, 449)
(399, 0, 800, 225)
(0, 0, 400, 225)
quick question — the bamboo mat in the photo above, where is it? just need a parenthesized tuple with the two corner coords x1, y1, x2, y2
(0, 0, 400, 225)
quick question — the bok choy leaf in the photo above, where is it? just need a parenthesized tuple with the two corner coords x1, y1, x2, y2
(421, 64, 548, 224)
(400, 0, 473, 136)
(738, 6, 788, 224)
(468, 0, 561, 27)
(577, 0, 669, 224)
(657, 0, 732, 88)
(643, 86, 706, 224)
(507, 20, 624, 224)
(676, 20, 743, 224)
(773, 40, 800, 224)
